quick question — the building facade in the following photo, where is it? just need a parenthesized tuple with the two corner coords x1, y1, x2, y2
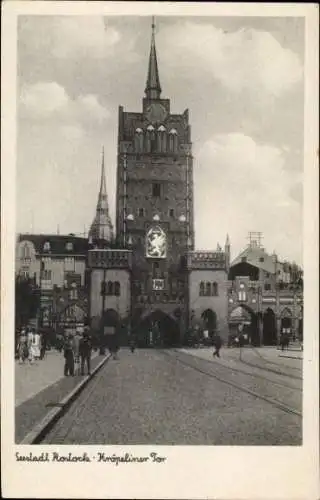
(16, 234, 89, 331)
(16, 24, 303, 347)
(87, 22, 229, 346)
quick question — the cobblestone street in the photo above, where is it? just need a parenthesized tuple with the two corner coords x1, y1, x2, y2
(43, 347, 302, 445)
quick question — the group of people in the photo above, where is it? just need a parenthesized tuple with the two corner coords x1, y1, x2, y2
(16, 327, 46, 364)
(63, 327, 92, 376)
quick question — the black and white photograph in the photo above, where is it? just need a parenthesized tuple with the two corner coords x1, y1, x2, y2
(1, 2, 319, 499)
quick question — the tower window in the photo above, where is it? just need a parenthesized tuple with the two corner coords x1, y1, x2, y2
(212, 282, 218, 296)
(114, 282, 121, 297)
(138, 208, 145, 217)
(152, 183, 161, 197)
(169, 208, 174, 218)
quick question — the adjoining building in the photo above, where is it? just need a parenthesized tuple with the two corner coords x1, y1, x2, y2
(15, 234, 89, 332)
(226, 233, 303, 346)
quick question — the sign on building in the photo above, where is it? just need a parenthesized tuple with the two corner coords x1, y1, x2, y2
(152, 279, 164, 290)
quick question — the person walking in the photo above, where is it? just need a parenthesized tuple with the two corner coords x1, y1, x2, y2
(32, 329, 41, 360)
(18, 328, 28, 364)
(212, 332, 222, 358)
(79, 328, 92, 375)
(26, 328, 35, 364)
(40, 332, 47, 360)
(73, 328, 82, 375)
(63, 334, 75, 376)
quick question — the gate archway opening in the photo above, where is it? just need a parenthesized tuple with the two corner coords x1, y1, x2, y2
(138, 310, 180, 347)
(263, 308, 277, 345)
(281, 308, 293, 340)
(201, 309, 217, 333)
(229, 305, 258, 345)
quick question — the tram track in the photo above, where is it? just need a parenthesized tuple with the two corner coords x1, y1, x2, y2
(38, 349, 302, 445)
(162, 349, 302, 418)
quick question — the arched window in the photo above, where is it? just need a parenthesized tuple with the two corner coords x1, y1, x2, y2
(212, 282, 218, 296)
(146, 125, 155, 153)
(114, 281, 120, 297)
(157, 125, 167, 153)
(134, 128, 143, 153)
(107, 281, 113, 296)
(169, 129, 178, 153)
(199, 281, 205, 296)
(206, 282, 211, 296)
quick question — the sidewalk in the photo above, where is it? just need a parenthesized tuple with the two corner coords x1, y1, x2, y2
(15, 349, 100, 407)
(15, 351, 106, 444)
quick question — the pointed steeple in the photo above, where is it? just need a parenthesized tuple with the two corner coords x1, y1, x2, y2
(89, 148, 113, 244)
(145, 17, 161, 100)
(225, 233, 230, 247)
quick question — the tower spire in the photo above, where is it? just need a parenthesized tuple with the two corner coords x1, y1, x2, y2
(145, 16, 161, 100)
(89, 147, 113, 245)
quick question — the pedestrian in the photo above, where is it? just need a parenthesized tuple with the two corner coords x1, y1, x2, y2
(26, 328, 35, 364)
(129, 334, 136, 353)
(18, 328, 28, 364)
(32, 329, 41, 360)
(63, 334, 75, 376)
(212, 332, 222, 358)
(73, 328, 82, 375)
(79, 328, 92, 375)
(40, 332, 47, 360)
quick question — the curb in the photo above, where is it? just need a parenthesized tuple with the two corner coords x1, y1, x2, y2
(20, 354, 111, 445)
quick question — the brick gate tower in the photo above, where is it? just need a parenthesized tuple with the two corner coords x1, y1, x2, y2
(115, 19, 194, 345)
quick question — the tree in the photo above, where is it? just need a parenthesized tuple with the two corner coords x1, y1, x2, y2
(15, 275, 40, 330)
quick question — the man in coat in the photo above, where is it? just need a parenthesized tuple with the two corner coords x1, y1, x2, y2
(79, 328, 92, 375)
(212, 332, 222, 358)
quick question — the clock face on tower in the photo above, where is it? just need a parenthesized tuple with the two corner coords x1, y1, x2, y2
(145, 103, 167, 124)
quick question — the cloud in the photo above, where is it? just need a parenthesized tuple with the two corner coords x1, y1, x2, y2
(20, 82, 68, 118)
(19, 16, 121, 60)
(20, 81, 109, 124)
(159, 22, 303, 97)
(195, 133, 302, 261)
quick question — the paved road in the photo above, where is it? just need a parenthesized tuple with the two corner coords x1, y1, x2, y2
(43, 348, 302, 446)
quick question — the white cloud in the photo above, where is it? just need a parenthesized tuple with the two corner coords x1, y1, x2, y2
(20, 82, 68, 118)
(51, 17, 120, 59)
(19, 17, 121, 60)
(20, 81, 109, 124)
(195, 133, 302, 262)
(159, 22, 302, 97)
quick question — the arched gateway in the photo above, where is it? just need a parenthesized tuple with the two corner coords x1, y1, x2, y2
(135, 310, 180, 348)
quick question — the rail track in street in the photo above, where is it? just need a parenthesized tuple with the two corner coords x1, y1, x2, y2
(163, 349, 302, 418)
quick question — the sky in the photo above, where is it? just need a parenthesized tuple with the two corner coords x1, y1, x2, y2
(17, 15, 304, 264)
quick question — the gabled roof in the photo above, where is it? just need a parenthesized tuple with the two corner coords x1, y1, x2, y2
(230, 245, 278, 274)
(17, 234, 88, 255)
